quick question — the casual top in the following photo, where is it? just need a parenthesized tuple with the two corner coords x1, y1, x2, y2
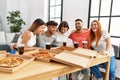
(17, 31, 36, 47)
(37, 32, 56, 48)
(69, 29, 90, 48)
(91, 30, 115, 57)
(53, 31, 72, 46)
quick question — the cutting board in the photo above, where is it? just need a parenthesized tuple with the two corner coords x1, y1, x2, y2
(0, 54, 34, 73)
(73, 48, 98, 58)
(52, 51, 92, 68)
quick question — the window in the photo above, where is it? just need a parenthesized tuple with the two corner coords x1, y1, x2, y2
(48, 0, 63, 23)
(88, 0, 120, 45)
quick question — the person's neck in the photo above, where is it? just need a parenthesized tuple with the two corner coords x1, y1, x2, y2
(75, 28, 83, 33)
(46, 31, 53, 37)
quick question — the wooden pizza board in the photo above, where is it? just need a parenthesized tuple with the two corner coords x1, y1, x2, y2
(52, 51, 93, 68)
(0, 54, 34, 73)
(73, 48, 98, 58)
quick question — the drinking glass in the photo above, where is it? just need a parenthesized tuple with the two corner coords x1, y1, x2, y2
(46, 43, 51, 50)
(18, 44, 25, 55)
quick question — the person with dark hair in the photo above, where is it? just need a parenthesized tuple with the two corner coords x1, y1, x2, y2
(16, 18, 45, 49)
(53, 21, 72, 46)
(37, 20, 58, 48)
(46, 21, 58, 27)
(75, 18, 83, 22)
(69, 19, 90, 80)
(69, 18, 89, 48)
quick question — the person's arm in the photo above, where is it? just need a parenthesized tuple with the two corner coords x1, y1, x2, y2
(105, 37, 111, 54)
(21, 31, 31, 46)
(98, 31, 111, 55)
(103, 30, 111, 55)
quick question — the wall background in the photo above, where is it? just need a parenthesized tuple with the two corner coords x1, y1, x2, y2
(0, 0, 89, 32)
(0, 0, 44, 32)
(63, 0, 89, 30)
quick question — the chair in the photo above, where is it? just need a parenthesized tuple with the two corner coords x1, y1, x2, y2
(112, 45, 120, 59)
(0, 44, 11, 52)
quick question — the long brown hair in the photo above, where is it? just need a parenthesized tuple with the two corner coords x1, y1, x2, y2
(89, 20, 102, 46)
(28, 18, 45, 32)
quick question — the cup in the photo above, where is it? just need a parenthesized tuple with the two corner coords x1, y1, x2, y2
(74, 41, 78, 48)
(82, 41, 88, 49)
(63, 42, 66, 47)
(46, 43, 51, 50)
(18, 44, 24, 55)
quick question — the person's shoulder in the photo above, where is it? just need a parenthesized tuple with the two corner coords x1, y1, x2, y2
(83, 28, 89, 33)
(70, 30, 76, 34)
(102, 30, 107, 32)
(101, 30, 110, 38)
(22, 30, 31, 37)
(102, 30, 108, 34)
(39, 32, 46, 36)
(83, 28, 89, 31)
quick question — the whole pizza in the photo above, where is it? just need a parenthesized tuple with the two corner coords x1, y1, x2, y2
(57, 46, 75, 51)
(0, 57, 24, 68)
(31, 51, 55, 58)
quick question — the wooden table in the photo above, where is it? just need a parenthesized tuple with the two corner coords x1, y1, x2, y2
(0, 49, 110, 80)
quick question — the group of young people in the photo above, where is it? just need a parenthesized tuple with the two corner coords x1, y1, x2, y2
(14, 18, 115, 80)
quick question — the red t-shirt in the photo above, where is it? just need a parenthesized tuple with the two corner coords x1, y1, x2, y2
(69, 29, 90, 49)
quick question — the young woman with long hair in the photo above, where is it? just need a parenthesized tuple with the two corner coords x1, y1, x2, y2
(89, 20, 115, 80)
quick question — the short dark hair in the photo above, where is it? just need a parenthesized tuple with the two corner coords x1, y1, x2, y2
(58, 21, 69, 32)
(29, 18, 45, 32)
(46, 21, 58, 26)
(75, 19, 83, 22)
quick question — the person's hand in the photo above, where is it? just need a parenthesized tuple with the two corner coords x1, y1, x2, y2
(12, 43, 17, 49)
(100, 50, 110, 55)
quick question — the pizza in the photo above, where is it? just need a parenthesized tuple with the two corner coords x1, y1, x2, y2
(0, 57, 24, 68)
(56, 46, 75, 51)
(31, 51, 55, 58)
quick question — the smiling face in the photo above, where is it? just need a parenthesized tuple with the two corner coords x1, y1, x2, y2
(60, 27, 68, 34)
(75, 21, 83, 31)
(34, 25, 46, 35)
(47, 25, 57, 34)
(91, 21, 98, 33)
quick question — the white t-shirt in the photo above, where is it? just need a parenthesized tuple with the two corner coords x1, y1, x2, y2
(91, 30, 114, 56)
(54, 31, 73, 46)
(17, 31, 36, 47)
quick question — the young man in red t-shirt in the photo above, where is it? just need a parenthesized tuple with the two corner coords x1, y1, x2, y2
(69, 19, 90, 49)
(69, 19, 90, 80)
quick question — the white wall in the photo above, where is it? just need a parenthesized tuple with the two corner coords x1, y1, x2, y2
(0, 0, 45, 32)
(0, 0, 7, 31)
(63, 0, 89, 30)
(0, 0, 89, 32)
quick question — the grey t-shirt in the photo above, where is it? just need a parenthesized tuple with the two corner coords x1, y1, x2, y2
(37, 32, 56, 48)
(91, 30, 114, 56)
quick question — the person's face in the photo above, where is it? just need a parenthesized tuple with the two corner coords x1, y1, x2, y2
(60, 27, 68, 34)
(91, 22, 98, 33)
(35, 25, 46, 35)
(48, 26, 57, 34)
(75, 21, 83, 31)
